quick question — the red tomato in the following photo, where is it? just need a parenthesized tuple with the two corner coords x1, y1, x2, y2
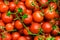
(14, 20, 23, 30)
(9, 2, 16, 11)
(55, 36, 60, 40)
(42, 22, 52, 33)
(0, 4, 9, 12)
(23, 27, 29, 35)
(23, 14, 32, 24)
(49, 2, 57, 10)
(0, 1, 3, 5)
(17, 1, 24, 5)
(0, 20, 5, 26)
(44, 8, 56, 19)
(33, 11, 44, 22)
(16, 3, 26, 14)
(38, 0, 48, 6)
(2, 13, 13, 23)
(30, 23, 41, 34)
(6, 23, 14, 31)
(18, 36, 27, 40)
(2, 33, 12, 40)
(26, 9, 32, 15)
(25, 36, 32, 40)
(12, 32, 20, 40)
(25, 0, 35, 9)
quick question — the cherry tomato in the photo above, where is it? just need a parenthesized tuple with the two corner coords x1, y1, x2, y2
(2, 13, 13, 23)
(33, 11, 44, 22)
(12, 32, 20, 40)
(25, 0, 34, 9)
(9, 2, 16, 11)
(38, 0, 48, 6)
(26, 9, 32, 15)
(6, 23, 14, 31)
(44, 8, 56, 19)
(49, 2, 57, 10)
(23, 27, 29, 35)
(30, 23, 41, 34)
(14, 20, 23, 30)
(16, 3, 26, 14)
(25, 36, 32, 40)
(17, 1, 24, 5)
(55, 36, 60, 40)
(18, 36, 27, 40)
(23, 14, 32, 24)
(0, 20, 5, 26)
(0, 4, 9, 12)
(2, 33, 12, 40)
(42, 22, 52, 33)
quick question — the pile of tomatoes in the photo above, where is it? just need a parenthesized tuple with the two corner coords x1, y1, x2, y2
(0, 0, 60, 40)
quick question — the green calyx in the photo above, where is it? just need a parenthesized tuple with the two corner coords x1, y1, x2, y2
(7, 11, 12, 16)
(31, 2, 35, 6)
(22, 14, 28, 20)
(52, 25, 57, 30)
(18, 8, 23, 13)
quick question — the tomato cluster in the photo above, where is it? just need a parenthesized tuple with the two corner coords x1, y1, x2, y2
(0, 0, 60, 40)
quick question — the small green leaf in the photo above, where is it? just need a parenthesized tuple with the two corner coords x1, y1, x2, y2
(18, 8, 23, 13)
(7, 11, 11, 16)
(52, 25, 57, 30)
(22, 14, 28, 19)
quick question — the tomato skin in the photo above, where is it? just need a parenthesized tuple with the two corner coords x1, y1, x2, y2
(0, 20, 5, 26)
(18, 36, 27, 40)
(23, 14, 32, 24)
(2, 33, 12, 40)
(2, 13, 13, 23)
(38, 0, 48, 6)
(44, 8, 55, 19)
(0, 4, 9, 12)
(12, 32, 20, 40)
(25, 36, 32, 40)
(6, 23, 14, 31)
(25, 0, 34, 9)
(17, 2, 24, 5)
(14, 20, 23, 30)
(26, 9, 32, 15)
(55, 36, 60, 40)
(23, 27, 29, 35)
(49, 2, 57, 10)
(0, 1, 3, 5)
(42, 22, 52, 33)
(30, 23, 41, 34)
(33, 11, 44, 22)
(9, 2, 16, 11)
